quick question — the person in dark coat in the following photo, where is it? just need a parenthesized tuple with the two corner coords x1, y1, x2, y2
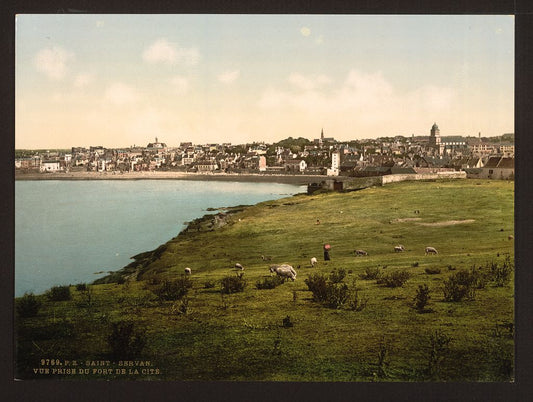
(323, 244, 331, 261)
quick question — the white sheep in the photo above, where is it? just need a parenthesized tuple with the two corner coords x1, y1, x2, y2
(355, 249, 368, 256)
(310, 257, 318, 267)
(425, 246, 438, 255)
(394, 245, 405, 252)
(269, 264, 297, 281)
(235, 263, 244, 270)
(261, 255, 272, 261)
(184, 267, 192, 275)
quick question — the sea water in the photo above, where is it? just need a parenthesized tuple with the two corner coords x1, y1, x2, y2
(15, 180, 305, 296)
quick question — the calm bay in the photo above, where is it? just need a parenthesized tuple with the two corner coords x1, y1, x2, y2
(15, 180, 305, 296)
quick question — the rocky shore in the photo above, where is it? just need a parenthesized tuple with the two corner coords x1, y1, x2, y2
(15, 170, 328, 185)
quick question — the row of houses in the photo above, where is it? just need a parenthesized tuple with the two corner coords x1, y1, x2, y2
(15, 127, 515, 179)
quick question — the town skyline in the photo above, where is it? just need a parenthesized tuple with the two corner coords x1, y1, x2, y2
(16, 14, 514, 149)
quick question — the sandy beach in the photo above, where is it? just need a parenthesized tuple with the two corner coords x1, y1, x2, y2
(15, 170, 331, 185)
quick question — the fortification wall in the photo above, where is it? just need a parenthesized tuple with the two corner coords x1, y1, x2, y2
(382, 171, 466, 184)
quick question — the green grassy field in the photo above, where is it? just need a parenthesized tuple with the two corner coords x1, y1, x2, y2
(15, 179, 514, 381)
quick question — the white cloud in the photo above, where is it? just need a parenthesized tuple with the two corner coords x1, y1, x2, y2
(34, 46, 73, 80)
(218, 70, 240, 84)
(143, 38, 199, 66)
(104, 83, 141, 105)
(73, 73, 95, 88)
(258, 69, 456, 137)
(300, 27, 311, 37)
(288, 73, 331, 91)
(170, 76, 189, 94)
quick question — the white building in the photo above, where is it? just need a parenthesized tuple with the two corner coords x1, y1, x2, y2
(327, 150, 340, 176)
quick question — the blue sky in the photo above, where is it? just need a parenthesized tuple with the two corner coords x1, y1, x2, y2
(15, 14, 514, 148)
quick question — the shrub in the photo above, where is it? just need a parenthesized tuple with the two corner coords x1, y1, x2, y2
(282, 315, 294, 328)
(377, 270, 411, 288)
(359, 267, 382, 280)
(304, 273, 329, 302)
(107, 320, 147, 359)
(329, 268, 347, 284)
(169, 297, 191, 315)
(75, 283, 87, 291)
(47, 285, 71, 301)
(426, 329, 452, 380)
(442, 269, 477, 302)
(324, 282, 350, 309)
(16, 293, 42, 318)
(425, 267, 441, 275)
(220, 273, 246, 294)
(203, 280, 216, 289)
(155, 277, 192, 301)
(347, 289, 368, 312)
(412, 262, 419, 268)
(256, 275, 285, 290)
(469, 266, 489, 289)
(414, 284, 431, 312)
(488, 256, 514, 286)
(305, 273, 365, 310)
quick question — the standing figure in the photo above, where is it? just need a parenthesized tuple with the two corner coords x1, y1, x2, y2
(323, 244, 331, 261)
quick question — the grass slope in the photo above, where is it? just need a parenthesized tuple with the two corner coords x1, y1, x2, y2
(15, 179, 514, 381)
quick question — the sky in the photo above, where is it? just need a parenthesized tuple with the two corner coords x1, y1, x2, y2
(15, 14, 514, 149)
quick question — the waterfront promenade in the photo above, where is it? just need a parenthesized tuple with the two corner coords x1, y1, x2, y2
(15, 170, 330, 185)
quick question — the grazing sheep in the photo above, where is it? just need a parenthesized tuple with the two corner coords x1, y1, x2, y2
(261, 255, 272, 261)
(310, 257, 318, 267)
(394, 245, 405, 253)
(425, 246, 438, 255)
(269, 264, 297, 281)
(184, 267, 192, 275)
(235, 263, 244, 271)
(355, 249, 368, 256)
(508, 235, 514, 240)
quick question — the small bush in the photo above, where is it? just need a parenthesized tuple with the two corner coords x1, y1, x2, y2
(377, 270, 411, 288)
(47, 285, 71, 301)
(282, 315, 294, 328)
(306, 273, 365, 310)
(347, 289, 368, 312)
(442, 269, 477, 302)
(359, 267, 381, 280)
(256, 275, 285, 290)
(488, 256, 514, 286)
(469, 266, 488, 289)
(304, 273, 329, 302)
(426, 329, 452, 380)
(425, 267, 441, 275)
(75, 283, 87, 291)
(16, 293, 42, 318)
(414, 284, 431, 312)
(107, 320, 147, 359)
(324, 282, 350, 309)
(169, 297, 191, 315)
(220, 273, 246, 294)
(155, 277, 192, 301)
(203, 280, 216, 289)
(412, 262, 419, 268)
(329, 268, 347, 284)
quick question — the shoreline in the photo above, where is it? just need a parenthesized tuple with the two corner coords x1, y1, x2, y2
(15, 171, 333, 185)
